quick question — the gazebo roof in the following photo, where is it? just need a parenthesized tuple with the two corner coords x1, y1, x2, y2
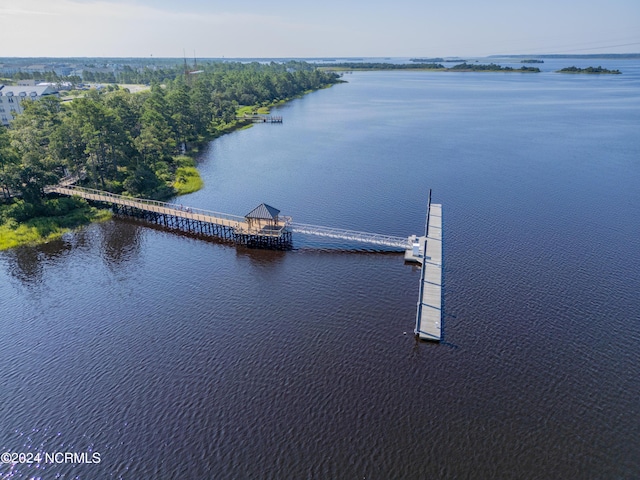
(245, 203, 280, 220)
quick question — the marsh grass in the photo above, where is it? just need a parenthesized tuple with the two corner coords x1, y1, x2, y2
(173, 165, 204, 195)
(0, 203, 111, 251)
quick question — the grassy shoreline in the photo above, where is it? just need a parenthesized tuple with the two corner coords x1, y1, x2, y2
(0, 204, 111, 251)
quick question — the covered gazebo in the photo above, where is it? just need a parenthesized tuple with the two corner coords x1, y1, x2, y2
(245, 203, 281, 234)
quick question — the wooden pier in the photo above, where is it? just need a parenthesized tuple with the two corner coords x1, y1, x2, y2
(239, 114, 283, 123)
(47, 184, 413, 251)
(46, 185, 293, 249)
(405, 192, 443, 341)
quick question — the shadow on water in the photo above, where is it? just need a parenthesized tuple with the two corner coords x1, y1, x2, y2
(293, 246, 405, 257)
(235, 246, 288, 266)
(232, 240, 405, 267)
(111, 214, 236, 247)
(6, 240, 64, 286)
(411, 335, 459, 357)
(6, 208, 413, 281)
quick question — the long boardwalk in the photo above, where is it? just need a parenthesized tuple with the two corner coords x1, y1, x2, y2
(47, 185, 412, 250)
(414, 202, 443, 341)
(48, 185, 246, 229)
(46, 185, 293, 248)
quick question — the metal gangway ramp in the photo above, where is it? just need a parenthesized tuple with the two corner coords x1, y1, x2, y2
(290, 223, 410, 249)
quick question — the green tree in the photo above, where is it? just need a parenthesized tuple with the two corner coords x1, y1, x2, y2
(49, 108, 88, 178)
(0, 126, 19, 200)
(9, 97, 63, 203)
(123, 164, 162, 196)
(166, 84, 196, 151)
(134, 107, 176, 168)
(69, 97, 129, 188)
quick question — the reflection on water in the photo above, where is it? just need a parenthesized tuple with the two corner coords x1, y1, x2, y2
(97, 220, 142, 269)
(2, 220, 145, 287)
(4, 239, 73, 287)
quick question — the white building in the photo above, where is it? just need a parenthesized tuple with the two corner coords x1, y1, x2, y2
(38, 81, 73, 90)
(0, 84, 59, 126)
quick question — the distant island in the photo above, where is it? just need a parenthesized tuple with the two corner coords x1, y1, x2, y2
(521, 59, 544, 64)
(411, 58, 467, 63)
(410, 58, 444, 63)
(489, 53, 640, 59)
(448, 63, 540, 72)
(557, 66, 621, 74)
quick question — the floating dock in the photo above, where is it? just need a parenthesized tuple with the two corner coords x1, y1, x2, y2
(239, 114, 283, 123)
(405, 196, 443, 341)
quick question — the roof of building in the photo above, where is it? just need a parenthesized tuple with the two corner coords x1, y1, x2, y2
(245, 203, 281, 220)
(0, 84, 57, 97)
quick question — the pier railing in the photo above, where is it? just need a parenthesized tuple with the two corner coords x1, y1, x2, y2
(46, 185, 248, 227)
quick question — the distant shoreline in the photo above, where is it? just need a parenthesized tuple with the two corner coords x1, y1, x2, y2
(320, 63, 541, 73)
(488, 53, 640, 59)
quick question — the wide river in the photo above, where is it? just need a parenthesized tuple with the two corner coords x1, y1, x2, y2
(1, 59, 639, 479)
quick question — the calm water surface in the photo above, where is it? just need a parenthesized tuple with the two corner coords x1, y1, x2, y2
(1, 62, 639, 479)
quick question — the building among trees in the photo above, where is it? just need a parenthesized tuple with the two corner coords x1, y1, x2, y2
(0, 84, 59, 126)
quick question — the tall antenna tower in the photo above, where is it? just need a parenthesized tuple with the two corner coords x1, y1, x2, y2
(183, 49, 203, 86)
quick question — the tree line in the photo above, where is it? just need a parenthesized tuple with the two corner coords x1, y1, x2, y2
(7, 60, 334, 87)
(0, 62, 340, 220)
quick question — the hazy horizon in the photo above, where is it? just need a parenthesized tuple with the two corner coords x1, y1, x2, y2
(1, 53, 640, 61)
(1, 0, 639, 58)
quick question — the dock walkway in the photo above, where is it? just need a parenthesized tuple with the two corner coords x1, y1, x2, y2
(239, 114, 283, 123)
(415, 202, 443, 341)
(46, 185, 413, 250)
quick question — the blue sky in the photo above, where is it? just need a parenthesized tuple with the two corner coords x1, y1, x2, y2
(1, 0, 639, 58)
